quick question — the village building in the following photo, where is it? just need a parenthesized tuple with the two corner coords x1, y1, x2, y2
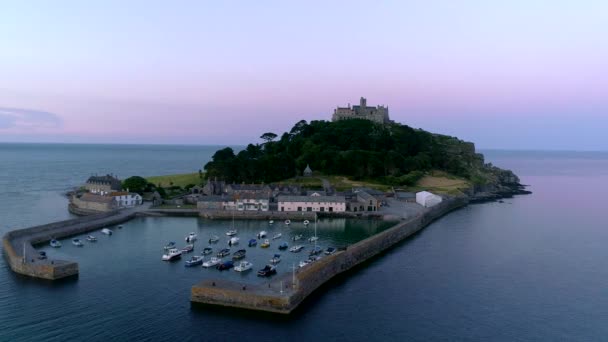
(202, 178, 226, 196)
(235, 193, 270, 211)
(84, 174, 122, 194)
(395, 191, 416, 203)
(416, 191, 443, 207)
(332, 97, 391, 124)
(225, 183, 272, 197)
(278, 195, 346, 213)
(109, 191, 142, 208)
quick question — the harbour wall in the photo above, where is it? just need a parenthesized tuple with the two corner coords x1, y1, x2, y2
(191, 196, 469, 314)
(2, 210, 136, 280)
(197, 210, 371, 220)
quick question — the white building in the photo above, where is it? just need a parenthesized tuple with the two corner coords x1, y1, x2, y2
(110, 191, 143, 208)
(278, 195, 346, 213)
(415, 191, 443, 208)
(235, 194, 269, 211)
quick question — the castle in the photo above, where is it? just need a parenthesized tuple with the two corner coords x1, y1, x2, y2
(332, 97, 391, 124)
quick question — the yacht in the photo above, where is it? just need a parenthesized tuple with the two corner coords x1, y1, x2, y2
(232, 249, 247, 260)
(164, 241, 176, 250)
(226, 230, 238, 237)
(101, 228, 113, 235)
(248, 239, 258, 247)
(257, 231, 267, 239)
(234, 261, 253, 272)
(217, 248, 231, 257)
(208, 235, 220, 243)
(181, 244, 194, 253)
(270, 254, 281, 264)
(185, 255, 203, 267)
(162, 248, 182, 261)
(228, 237, 240, 246)
(260, 239, 270, 248)
(278, 242, 289, 250)
(50, 239, 62, 248)
(257, 264, 277, 277)
(292, 234, 303, 241)
(272, 233, 282, 240)
(72, 238, 84, 247)
(289, 245, 304, 253)
(86, 235, 97, 242)
(217, 260, 234, 271)
(202, 257, 221, 268)
(202, 247, 213, 255)
(185, 232, 197, 243)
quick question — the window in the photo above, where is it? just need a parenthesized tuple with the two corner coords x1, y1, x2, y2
(320, 207, 325, 212)
(329, 207, 333, 212)
(281, 207, 284, 212)
(297, 207, 302, 211)
(307, 207, 312, 212)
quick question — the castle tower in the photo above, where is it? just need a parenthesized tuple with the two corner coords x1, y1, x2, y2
(360, 97, 367, 108)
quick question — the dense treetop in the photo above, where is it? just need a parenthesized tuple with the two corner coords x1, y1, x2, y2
(204, 119, 479, 186)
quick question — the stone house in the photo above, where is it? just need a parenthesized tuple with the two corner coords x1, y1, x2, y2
(278, 195, 346, 213)
(197, 196, 229, 210)
(84, 174, 122, 194)
(202, 178, 226, 196)
(225, 183, 272, 197)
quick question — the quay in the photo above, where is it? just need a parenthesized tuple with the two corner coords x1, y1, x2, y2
(191, 197, 468, 314)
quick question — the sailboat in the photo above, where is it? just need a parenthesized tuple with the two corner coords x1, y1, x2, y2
(226, 210, 238, 236)
(308, 214, 319, 243)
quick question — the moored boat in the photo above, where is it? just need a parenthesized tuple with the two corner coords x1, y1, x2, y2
(309, 246, 322, 256)
(232, 249, 247, 260)
(217, 248, 231, 257)
(234, 260, 253, 272)
(292, 234, 303, 241)
(308, 236, 319, 243)
(285, 219, 291, 225)
(202, 257, 221, 268)
(162, 248, 182, 261)
(101, 228, 113, 235)
(260, 239, 270, 248)
(270, 254, 281, 264)
(228, 237, 240, 246)
(185, 255, 203, 267)
(209, 235, 220, 243)
(325, 247, 336, 255)
(72, 238, 84, 247)
(303, 220, 310, 226)
(278, 242, 289, 250)
(226, 230, 238, 237)
(257, 264, 277, 277)
(289, 245, 304, 253)
(50, 239, 62, 248)
(202, 247, 213, 255)
(272, 233, 282, 240)
(181, 244, 194, 253)
(164, 241, 176, 250)
(248, 238, 257, 247)
(217, 260, 234, 271)
(185, 232, 197, 243)
(299, 259, 310, 268)
(38, 251, 47, 260)
(257, 231, 267, 239)
(86, 235, 97, 242)
(269, 220, 274, 224)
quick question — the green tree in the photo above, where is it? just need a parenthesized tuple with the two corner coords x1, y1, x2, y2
(260, 132, 278, 143)
(122, 176, 149, 194)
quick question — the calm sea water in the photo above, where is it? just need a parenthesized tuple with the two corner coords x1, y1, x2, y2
(1, 143, 608, 341)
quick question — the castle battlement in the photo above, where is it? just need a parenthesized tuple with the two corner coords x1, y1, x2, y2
(332, 97, 391, 124)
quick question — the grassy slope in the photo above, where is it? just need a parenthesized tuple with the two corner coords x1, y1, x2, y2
(146, 173, 201, 188)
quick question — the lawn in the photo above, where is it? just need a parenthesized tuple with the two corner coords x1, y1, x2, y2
(146, 173, 202, 188)
(411, 170, 471, 195)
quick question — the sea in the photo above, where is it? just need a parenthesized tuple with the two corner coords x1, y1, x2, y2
(1, 143, 608, 341)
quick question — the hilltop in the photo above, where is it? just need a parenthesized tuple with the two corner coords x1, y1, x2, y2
(203, 119, 529, 200)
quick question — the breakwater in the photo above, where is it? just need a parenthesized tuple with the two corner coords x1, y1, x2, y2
(2, 209, 137, 280)
(191, 196, 468, 314)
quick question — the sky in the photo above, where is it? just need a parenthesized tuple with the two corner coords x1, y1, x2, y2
(1, 1, 607, 150)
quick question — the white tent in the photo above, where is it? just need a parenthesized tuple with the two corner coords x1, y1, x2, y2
(416, 191, 443, 208)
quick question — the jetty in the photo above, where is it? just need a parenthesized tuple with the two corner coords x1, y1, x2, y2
(191, 197, 468, 314)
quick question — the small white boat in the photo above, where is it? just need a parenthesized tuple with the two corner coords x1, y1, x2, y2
(303, 220, 310, 226)
(234, 261, 253, 272)
(181, 244, 194, 253)
(202, 247, 213, 255)
(202, 257, 221, 268)
(185, 255, 203, 267)
(72, 238, 84, 247)
(269, 220, 274, 224)
(229, 237, 240, 246)
(260, 239, 270, 248)
(162, 248, 182, 261)
(257, 231, 267, 239)
(270, 254, 281, 264)
(86, 235, 97, 242)
(308, 236, 319, 243)
(299, 260, 310, 268)
(272, 233, 282, 240)
(285, 219, 291, 225)
(185, 232, 197, 243)
(208, 235, 219, 243)
(290, 245, 304, 253)
(226, 230, 238, 236)
(50, 239, 62, 248)
(101, 228, 113, 235)
(292, 234, 303, 241)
